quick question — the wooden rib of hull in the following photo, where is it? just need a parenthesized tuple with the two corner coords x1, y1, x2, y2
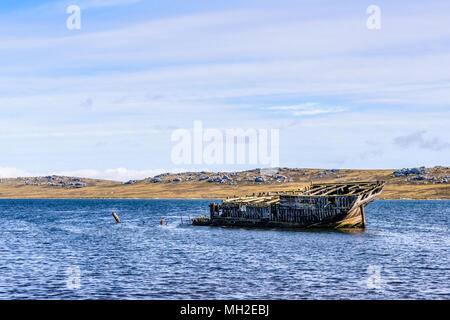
(192, 181, 384, 229)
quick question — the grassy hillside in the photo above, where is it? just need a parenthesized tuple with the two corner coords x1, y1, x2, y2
(0, 167, 448, 200)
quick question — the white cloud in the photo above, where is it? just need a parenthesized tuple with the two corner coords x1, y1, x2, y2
(77, 0, 143, 9)
(266, 103, 320, 111)
(291, 108, 346, 116)
(0, 2, 449, 171)
(0, 167, 210, 182)
(266, 103, 347, 116)
(0, 167, 34, 178)
(2, 6, 450, 113)
(58, 167, 213, 181)
(57, 168, 166, 181)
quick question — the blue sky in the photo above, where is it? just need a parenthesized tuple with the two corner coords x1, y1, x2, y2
(0, 0, 449, 181)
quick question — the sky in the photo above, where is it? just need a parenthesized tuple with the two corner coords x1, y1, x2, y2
(0, 0, 449, 181)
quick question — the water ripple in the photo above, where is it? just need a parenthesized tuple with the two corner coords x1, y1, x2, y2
(0, 199, 448, 299)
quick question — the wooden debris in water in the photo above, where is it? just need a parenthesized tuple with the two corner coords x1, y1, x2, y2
(112, 211, 120, 223)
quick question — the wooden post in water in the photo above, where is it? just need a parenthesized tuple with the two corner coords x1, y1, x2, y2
(360, 206, 366, 228)
(112, 211, 120, 223)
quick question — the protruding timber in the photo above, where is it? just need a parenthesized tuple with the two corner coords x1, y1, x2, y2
(192, 181, 384, 229)
(112, 211, 120, 223)
(360, 206, 366, 228)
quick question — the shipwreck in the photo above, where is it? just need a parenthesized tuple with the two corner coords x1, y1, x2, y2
(192, 181, 385, 229)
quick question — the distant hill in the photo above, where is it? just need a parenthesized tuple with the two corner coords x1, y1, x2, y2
(0, 167, 448, 199)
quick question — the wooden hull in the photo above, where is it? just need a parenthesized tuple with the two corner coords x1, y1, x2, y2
(192, 207, 364, 229)
(192, 182, 384, 230)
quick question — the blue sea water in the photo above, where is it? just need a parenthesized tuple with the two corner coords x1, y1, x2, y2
(0, 199, 448, 300)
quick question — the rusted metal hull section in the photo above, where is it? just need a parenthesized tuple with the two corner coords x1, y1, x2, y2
(192, 182, 384, 229)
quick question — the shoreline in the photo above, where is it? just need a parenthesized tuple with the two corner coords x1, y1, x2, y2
(0, 167, 448, 200)
(0, 197, 448, 201)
